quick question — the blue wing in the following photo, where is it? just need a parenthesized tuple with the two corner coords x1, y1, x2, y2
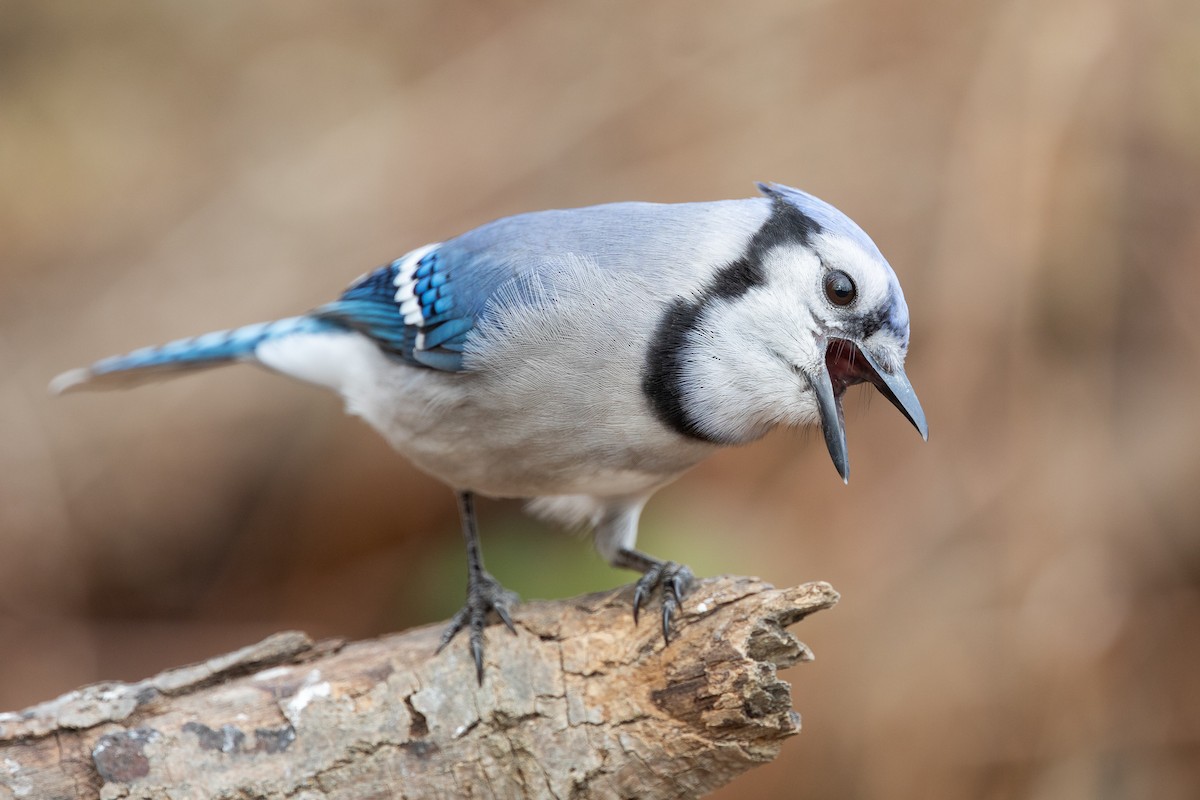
(313, 243, 488, 372)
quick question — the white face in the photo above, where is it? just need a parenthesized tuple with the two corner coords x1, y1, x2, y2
(798, 233, 910, 368)
(676, 233, 912, 444)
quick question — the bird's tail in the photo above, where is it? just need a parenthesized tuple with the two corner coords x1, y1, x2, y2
(50, 315, 337, 394)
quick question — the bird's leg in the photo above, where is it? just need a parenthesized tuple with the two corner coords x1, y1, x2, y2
(436, 490, 518, 683)
(612, 547, 694, 643)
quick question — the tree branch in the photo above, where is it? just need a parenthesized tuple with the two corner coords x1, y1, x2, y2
(0, 577, 837, 799)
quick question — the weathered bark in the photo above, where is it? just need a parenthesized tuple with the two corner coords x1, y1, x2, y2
(0, 577, 837, 799)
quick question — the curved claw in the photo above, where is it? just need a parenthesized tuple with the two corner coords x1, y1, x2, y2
(436, 607, 470, 654)
(669, 570, 688, 608)
(660, 566, 693, 643)
(632, 562, 666, 625)
(436, 571, 519, 684)
(494, 602, 517, 635)
(631, 561, 694, 643)
(469, 627, 485, 685)
(661, 598, 675, 643)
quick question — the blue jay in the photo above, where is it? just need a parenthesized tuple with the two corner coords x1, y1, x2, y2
(53, 182, 927, 682)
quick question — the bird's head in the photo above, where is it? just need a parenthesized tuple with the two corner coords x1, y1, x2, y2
(650, 182, 926, 480)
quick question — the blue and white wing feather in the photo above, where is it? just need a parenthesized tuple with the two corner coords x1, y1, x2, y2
(313, 240, 511, 372)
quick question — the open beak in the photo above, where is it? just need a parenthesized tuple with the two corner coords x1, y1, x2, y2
(805, 339, 927, 483)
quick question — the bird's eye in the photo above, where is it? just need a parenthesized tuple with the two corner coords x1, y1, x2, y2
(824, 270, 856, 306)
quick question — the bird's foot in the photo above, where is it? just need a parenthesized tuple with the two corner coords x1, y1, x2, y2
(436, 570, 519, 684)
(632, 560, 694, 643)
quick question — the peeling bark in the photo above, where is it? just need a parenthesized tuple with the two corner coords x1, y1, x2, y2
(0, 577, 837, 799)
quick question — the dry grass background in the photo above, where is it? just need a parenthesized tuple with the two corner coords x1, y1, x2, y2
(2, 1, 1199, 797)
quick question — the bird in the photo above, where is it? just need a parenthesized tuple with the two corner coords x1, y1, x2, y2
(52, 181, 927, 683)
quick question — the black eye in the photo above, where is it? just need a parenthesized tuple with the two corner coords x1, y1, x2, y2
(824, 270, 856, 306)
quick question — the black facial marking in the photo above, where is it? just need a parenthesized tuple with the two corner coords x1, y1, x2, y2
(846, 297, 905, 343)
(641, 197, 818, 441)
(641, 297, 711, 441)
(751, 188, 824, 255)
(707, 255, 763, 300)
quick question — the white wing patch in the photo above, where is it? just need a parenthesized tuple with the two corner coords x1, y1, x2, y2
(392, 242, 441, 331)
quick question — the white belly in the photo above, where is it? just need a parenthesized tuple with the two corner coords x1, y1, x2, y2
(353, 363, 713, 498)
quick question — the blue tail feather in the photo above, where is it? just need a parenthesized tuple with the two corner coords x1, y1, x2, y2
(51, 315, 337, 393)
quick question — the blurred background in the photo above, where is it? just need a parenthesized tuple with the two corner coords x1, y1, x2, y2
(2, 0, 1199, 797)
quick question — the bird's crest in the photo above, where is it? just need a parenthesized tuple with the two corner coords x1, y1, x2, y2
(756, 181, 884, 261)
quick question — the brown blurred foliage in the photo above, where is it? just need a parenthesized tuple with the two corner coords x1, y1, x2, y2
(2, 1, 1199, 797)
